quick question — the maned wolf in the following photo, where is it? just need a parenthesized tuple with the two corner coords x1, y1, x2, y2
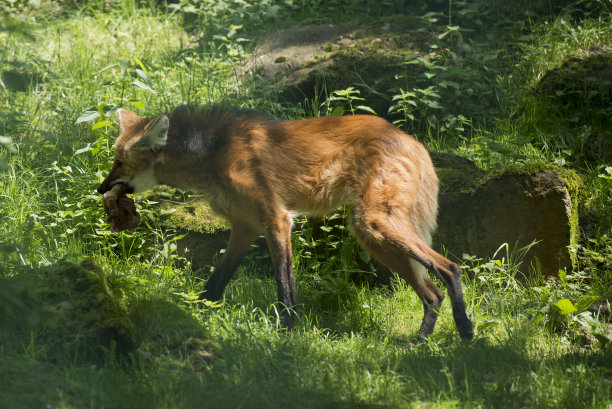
(98, 105, 473, 341)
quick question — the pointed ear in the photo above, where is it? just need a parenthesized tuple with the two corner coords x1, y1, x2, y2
(135, 115, 169, 151)
(116, 109, 142, 132)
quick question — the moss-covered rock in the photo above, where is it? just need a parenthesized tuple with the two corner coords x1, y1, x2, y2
(537, 48, 612, 116)
(431, 151, 486, 194)
(145, 187, 231, 269)
(533, 47, 612, 162)
(246, 17, 439, 116)
(433, 158, 583, 277)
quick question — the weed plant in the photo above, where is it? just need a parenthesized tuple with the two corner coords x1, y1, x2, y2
(1, 1, 611, 408)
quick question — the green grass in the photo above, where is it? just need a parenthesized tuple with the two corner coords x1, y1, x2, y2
(2, 264, 611, 409)
(1, 1, 611, 408)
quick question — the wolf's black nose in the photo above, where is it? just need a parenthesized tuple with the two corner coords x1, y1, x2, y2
(97, 184, 105, 194)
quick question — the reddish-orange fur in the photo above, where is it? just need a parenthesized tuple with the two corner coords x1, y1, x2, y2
(98, 106, 473, 340)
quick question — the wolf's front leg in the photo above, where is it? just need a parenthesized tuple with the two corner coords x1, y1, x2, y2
(202, 221, 260, 301)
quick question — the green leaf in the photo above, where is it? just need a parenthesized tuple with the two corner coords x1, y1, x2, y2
(356, 105, 376, 114)
(266, 5, 280, 17)
(330, 106, 344, 116)
(358, 251, 371, 263)
(96, 63, 118, 74)
(133, 80, 157, 95)
(592, 331, 611, 349)
(134, 57, 148, 75)
(438, 25, 460, 39)
(135, 69, 149, 82)
(74, 144, 92, 155)
(555, 299, 577, 316)
(131, 100, 145, 110)
(439, 80, 460, 89)
(558, 269, 567, 284)
(91, 120, 111, 130)
(75, 111, 100, 124)
(574, 296, 597, 314)
(477, 318, 499, 333)
(0, 135, 16, 154)
(424, 100, 443, 109)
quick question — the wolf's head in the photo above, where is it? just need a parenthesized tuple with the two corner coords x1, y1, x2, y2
(97, 109, 169, 194)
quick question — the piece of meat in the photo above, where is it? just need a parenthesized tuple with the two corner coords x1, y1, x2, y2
(102, 183, 140, 232)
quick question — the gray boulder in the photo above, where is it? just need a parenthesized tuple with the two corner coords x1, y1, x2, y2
(432, 153, 581, 277)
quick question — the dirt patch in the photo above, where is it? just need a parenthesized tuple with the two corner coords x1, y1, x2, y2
(247, 24, 355, 81)
(245, 17, 438, 115)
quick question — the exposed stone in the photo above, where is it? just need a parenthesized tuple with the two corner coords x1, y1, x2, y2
(433, 159, 582, 277)
(245, 18, 437, 116)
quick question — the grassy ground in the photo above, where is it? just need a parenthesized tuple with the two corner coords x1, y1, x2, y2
(1, 1, 611, 408)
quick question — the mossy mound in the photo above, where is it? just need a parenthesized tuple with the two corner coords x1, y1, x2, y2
(144, 186, 230, 234)
(144, 187, 231, 269)
(433, 162, 583, 276)
(130, 298, 219, 371)
(0, 357, 68, 409)
(29, 259, 137, 362)
(1, 260, 219, 366)
(248, 17, 440, 117)
(534, 48, 612, 161)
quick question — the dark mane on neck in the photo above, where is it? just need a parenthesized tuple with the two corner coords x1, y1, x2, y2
(166, 104, 276, 156)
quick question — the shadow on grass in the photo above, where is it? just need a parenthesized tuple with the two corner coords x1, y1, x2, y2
(2, 260, 610, 409)
(0, 259, 219, 408)
(199, 325, 611, 409)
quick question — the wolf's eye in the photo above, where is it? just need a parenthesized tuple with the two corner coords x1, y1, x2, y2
(116, 160, 123, 167)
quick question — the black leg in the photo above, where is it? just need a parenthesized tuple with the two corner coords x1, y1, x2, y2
(201, 222, 260, 301)
(263, 212, 299, 329)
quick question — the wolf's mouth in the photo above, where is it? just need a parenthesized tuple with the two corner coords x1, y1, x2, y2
(121, 183, 135, 194)
(97, 181, 134, 195)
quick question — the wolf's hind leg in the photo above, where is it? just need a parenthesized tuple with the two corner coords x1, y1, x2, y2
(262, 211, 299, 329)
(349, 210, 473, 340)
